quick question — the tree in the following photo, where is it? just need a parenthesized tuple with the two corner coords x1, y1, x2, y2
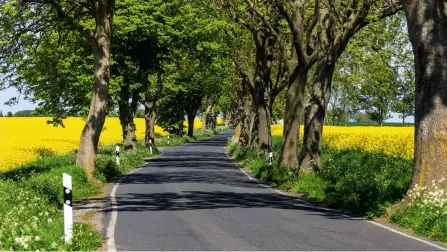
(6, 111, 13, 117)
(354, 112, 373, 123)
(326, 82, 358, 125)
(246, 0, 317, 165)
(0, 111, 3, 117)
(356, 46, 401, 126)
(220, 0, 290, 154)
(14, 110, 34, 117)
(1, 0, 116, 180)
(298, 0, 402, 171)
(392, 61, 415, 125)
(400, 0, 447, 190)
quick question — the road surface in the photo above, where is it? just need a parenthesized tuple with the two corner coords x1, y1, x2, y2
(111, 131, 444, 251)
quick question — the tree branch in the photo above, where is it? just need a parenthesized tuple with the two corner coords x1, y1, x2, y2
(21, 0, 94, 43)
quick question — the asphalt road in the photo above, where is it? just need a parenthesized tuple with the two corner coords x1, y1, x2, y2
(112, 131, 444, 251)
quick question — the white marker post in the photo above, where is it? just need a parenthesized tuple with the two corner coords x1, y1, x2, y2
(115, 146, 120, 166)
(167, 135, 170, 145)
(63, 173, 73, 243)
(149, 139, 153, 155)
(268, 152, 273, 166)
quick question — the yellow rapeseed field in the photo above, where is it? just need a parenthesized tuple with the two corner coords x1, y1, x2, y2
(271, 124, 414, 160)
(0, 117, 206, 172)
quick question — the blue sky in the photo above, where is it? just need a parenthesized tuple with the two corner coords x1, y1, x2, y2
(0, 88, 36, 114)
(0, 87, 414, 123)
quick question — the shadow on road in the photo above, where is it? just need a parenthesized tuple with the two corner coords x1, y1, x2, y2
(108, 190, 355, 220)
(111, 132, 358, 221)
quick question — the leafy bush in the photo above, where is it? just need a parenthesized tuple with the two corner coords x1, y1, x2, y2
(319, 149, 411, 216)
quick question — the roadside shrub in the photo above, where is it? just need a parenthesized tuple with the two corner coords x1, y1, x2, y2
(320, 149, 412, 216)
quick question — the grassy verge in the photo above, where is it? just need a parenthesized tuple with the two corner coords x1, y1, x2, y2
(229, 136, 447, 243)
(229, 136, 411, 217)
(0, 129, 227, 251)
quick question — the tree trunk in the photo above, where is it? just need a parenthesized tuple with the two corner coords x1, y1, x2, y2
(402, 0, 447, 190)
(118, 85, 137, 151)
(144, 97, 157, 148)
(202, 112, 207, 132)
(187, 113, 195, 137)
(278, 72, 307, 168)
(250, 31, 272, 154)
(250, 112, 259, 149)
(239, 78, 254, 147)
(178, 119, 184, 136)
(256, 98, 272, 153)
(76, 4, 113, 181)
(206, 105, 217, 131)
(299, 0, 336, 172)
(202, 104, 212, 132)
(300, 59, 336, 171)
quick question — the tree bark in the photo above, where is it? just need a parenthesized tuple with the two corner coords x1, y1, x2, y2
(300, 59, 336, 171)
(76, 1, 114, 181)
(144, 94, 157, 148)
(202, 104, 212, 132)
(142, 72, 162, 149)
(178, 119, 184, 136)
(250, 111, 259, 149)
(118, 84, 137, 151)
(299, 0, 336, 172)
(278, 72, 307, 168)
(239, 78, 254, 147)
(206, 105, 217, 131)
(187, 113, 195, 137)
(402, 0, 447, 190)
(250, 30, 272, 153)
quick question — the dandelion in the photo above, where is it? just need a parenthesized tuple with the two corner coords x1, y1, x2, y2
(35, 236, 40, 241)
(47, 218, 53, 223)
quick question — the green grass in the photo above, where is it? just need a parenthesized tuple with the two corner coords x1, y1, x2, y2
(0, 129, 227, 251)
(390, 203, 447, 242)
(229, 136, 412, 217)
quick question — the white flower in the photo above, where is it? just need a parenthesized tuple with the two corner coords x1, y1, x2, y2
(51, 242, 57, 248)
(47, 218, 53, 223)
(34, 236, 40, 241)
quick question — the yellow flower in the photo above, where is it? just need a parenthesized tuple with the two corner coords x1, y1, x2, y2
(271, 125, 413, 160)
(0, 117, 203, 172)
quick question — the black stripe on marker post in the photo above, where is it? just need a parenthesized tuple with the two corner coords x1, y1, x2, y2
(63, 186, 72, 207)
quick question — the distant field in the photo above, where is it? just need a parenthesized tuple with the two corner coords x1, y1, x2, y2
(324, 122, 415, 127)
(0, 117, 206, 172)
(271, 125, 414, 160)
